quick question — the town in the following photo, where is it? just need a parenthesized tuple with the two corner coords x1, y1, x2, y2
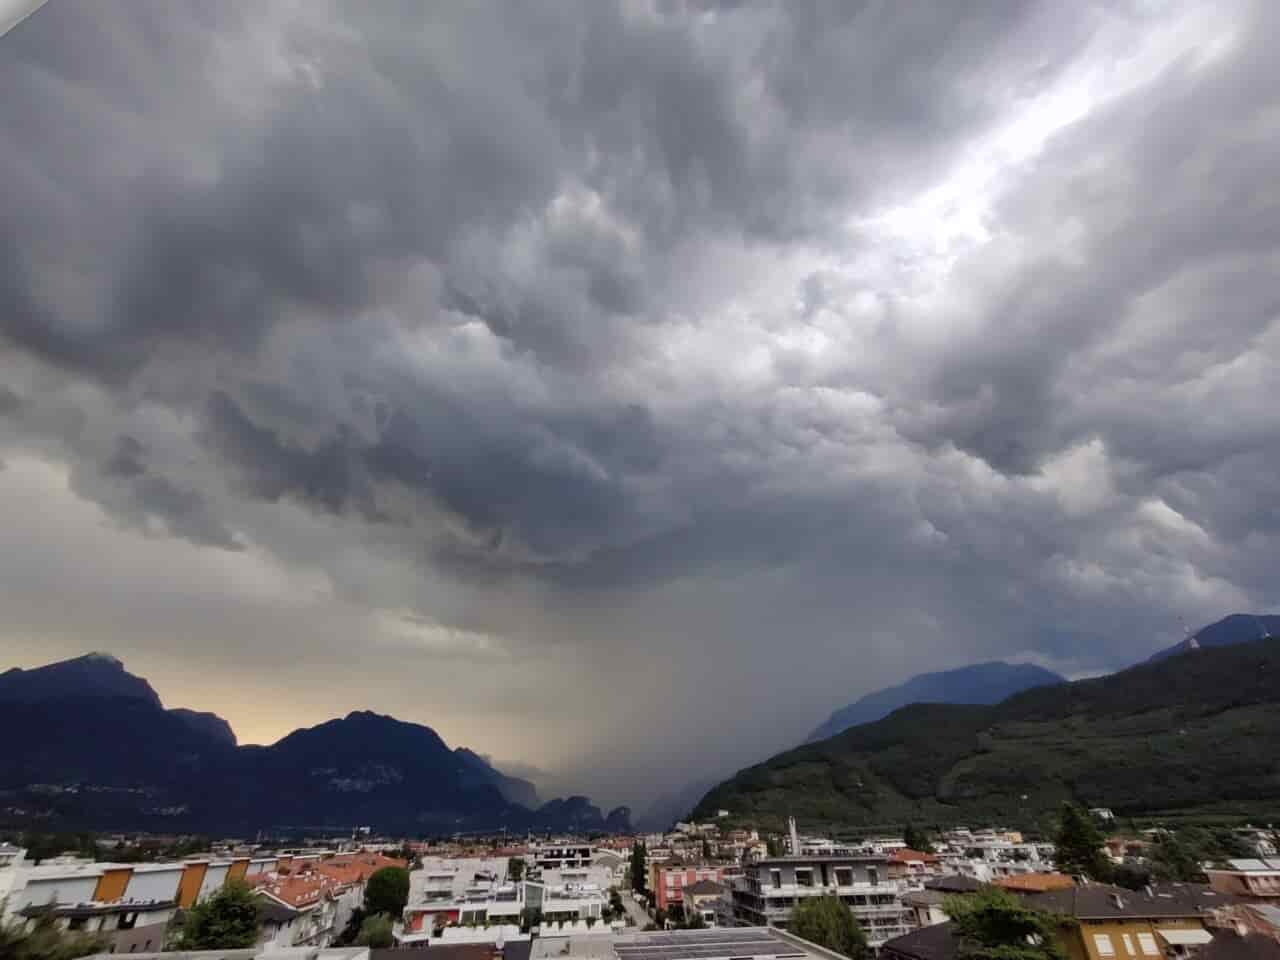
(5, 0, 1280, 959)
(3, 808, 1279, 960)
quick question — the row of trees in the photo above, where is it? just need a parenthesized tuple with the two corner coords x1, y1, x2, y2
(1053, 801, 1263, 888)
(2, 831, 212, 865)
(630, 841, 648, 894)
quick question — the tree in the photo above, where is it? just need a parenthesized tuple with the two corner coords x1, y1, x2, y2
(19, 832, 97, 865)
(357, 913, 395, 948)
(0, 913, 108, 960)
(508, 857, 525, 883)
(630, 842, 648, 894)
(903, 824, 934, 854)
(1110, 863, 1153, 891)
(364, 866, 410, 920)
(1202, 827, 1251, 862)
(1054, 803, 1108, 880)
(519, 906, 543, 933)
(335, 907, 366, 946)
(1148, 832, 1204, 882)
(789, 894, 868, 960)
(175, 879, 260, 949)
(944, 887, 1071, 960)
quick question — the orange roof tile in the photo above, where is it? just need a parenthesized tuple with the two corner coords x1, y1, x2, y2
(253, 868, 355, 909)
(994, 873, 1075, 892)
(892, 848, 941, 863)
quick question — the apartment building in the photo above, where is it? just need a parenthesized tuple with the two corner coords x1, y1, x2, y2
(0, 848, 398, 953)
(1028, 884, 1223, 960)
(254, 871, 362, 949)
(401, 858, 608, 945)
(885, 883, 1228, 960)
(730, 852, 913, 947)
(533, 844, 595, 871)
(1, 858, 247, 953)
(650, 864, 728, 911)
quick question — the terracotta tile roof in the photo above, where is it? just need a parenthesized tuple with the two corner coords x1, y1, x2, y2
(892, 848, 941, 863)
(994, 873, 1075, 892)
(315, 852, 407, 885)
(253, 868, 354, 909)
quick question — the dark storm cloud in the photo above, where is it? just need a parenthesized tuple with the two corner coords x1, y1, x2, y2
(2, 0, 1279, 804)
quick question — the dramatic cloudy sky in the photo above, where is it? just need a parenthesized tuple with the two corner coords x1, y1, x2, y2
(2, 0, 1278, 811)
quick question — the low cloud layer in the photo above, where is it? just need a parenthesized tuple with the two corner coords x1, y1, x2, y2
(2, 0, 1278, 808)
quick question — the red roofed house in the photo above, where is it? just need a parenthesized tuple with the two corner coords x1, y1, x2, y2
(651, 864, 728, 911)
(253, 864, 366, 949)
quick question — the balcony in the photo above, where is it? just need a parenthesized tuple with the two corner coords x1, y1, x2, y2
(761, 881, 906, 898)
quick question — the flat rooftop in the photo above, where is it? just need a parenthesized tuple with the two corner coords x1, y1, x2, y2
(531, 927, 846, 960)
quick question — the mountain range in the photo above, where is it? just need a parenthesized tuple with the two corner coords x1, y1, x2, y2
(694, 632, 1280, 829)
(0, 654, 629, 836)
(805, 661, 1066, 743)
(1148, 613, 1280, 661)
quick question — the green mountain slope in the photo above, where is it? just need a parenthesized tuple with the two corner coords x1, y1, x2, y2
(693, 638, 1280, 830)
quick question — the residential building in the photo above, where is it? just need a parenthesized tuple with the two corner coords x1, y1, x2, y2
(683, 879, 728, 927)
(400, 861, 608, 945)
(729, 852, 913, 948)
(889, 850, 946, 888)
(902, 889, 951, 929)
(0, 848, 393, 953)
(2, 858, 236, 953)
(252, 866, 364, 948)
(650, 864, 728, 911)
(1206, 862, 1280, 901)
(1206, 903, 1280, 943)
(886, 883, 1236, 960)
(533, 844, 595, 871)
(1027, 883, 1227, 960)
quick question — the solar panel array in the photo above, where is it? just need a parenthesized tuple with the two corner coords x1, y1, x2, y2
(614, 928, 807, 960)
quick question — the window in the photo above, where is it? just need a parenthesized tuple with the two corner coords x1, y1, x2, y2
(770, 870, 782, 889)
(796, 869, 813, 887)
(835, 868, 854, 887)
(68, 918, 87, 931)
(1122, 935, 1135, 955)
(868, 868, 879, 886)
(1138, 934, 1160, 956)
(1094, 935, 1116, 957)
